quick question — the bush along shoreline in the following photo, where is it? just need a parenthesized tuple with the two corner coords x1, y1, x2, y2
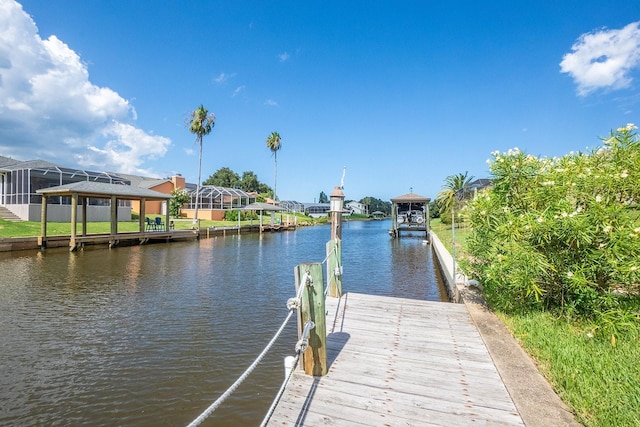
(459, 124, 640, 426)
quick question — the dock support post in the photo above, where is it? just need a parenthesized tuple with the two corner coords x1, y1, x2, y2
(326, 239, 342, 297)
(70, 193, 78, 250)
(294, 262, 327, 376)
(39, 195, 48, 249)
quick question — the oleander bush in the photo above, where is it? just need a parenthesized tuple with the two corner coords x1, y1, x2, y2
(463, 124, 640, 333)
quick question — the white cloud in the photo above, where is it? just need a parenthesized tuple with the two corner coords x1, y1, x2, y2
(560, 21, 640, 96)
(233, 85, 245, 97)
(278, 52, 290, 62)
(77, 122, 170, 176)
(264, 99, 278, 107)
(214, 72, 236, 84)
(0, 0, 170, 175)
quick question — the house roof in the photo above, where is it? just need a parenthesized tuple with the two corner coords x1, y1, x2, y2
(0, 156, 59, 171)
(390, 192, 431, 203)
(467, 178, 492, 189)
(112, 172, 170, 189)
(243, 202, 287, 211)
(455, 178, 493, 200)
(36, 181, 171, 200)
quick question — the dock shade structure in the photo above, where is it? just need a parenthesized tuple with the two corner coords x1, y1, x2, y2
(242, 202, 287, 212)
(36, 181, 172, 250)
(389, 192, 431, 239)
(243, 202, 287, 232)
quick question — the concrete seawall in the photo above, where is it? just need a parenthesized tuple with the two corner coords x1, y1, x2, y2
(430, 231, 464, 303)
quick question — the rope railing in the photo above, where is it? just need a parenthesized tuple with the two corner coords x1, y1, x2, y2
(259, 320, 314, 427)
(321, 239, 339, 264)
(324, 239, 342, 298)
(186, 240, 341, 427)
(186, 309, 295, 427)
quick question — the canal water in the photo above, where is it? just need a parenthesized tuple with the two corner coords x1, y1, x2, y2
(0, 219, 447, 426)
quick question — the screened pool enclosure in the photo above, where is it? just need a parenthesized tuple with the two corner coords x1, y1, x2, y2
(0, 157, 131, 221)
(0, 156, 258, 222)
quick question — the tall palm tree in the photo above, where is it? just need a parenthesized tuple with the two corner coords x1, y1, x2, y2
(265, 131, 282, 203)
(188, 105, 215, 221)
(436, 171, 474, 215)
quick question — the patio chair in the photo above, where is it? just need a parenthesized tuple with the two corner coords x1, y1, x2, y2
(145, 217, 156, 231)
(155, 216, 165, 230)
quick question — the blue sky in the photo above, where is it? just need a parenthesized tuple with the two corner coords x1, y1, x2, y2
(2, 1, 640, 203)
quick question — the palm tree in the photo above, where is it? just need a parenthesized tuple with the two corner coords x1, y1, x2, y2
(265, 131, 282, 203)
(436, 171, 474, 216)
(188, 105, 215, 222)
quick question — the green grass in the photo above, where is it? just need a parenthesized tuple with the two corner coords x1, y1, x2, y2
(499, 311, 640, 427)
(0, 213, 323, 238)
(430, 217, 640, 426)
(429, 218, 471, 254)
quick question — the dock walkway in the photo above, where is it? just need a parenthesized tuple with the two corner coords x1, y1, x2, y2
(268, 292, 524, 426)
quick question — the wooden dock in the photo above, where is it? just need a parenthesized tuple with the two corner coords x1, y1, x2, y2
(267, 293, 524, 426)
(37, 229, 199, 251)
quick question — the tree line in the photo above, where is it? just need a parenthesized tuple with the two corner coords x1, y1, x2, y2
(203, 167, 273, 195)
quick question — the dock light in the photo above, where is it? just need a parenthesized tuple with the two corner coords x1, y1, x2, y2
(330, 186, 345, 240)
(330, 186, 344, 213)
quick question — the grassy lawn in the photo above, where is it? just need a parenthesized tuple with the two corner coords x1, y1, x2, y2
(0, 213, 324, 238)
(500, 312, 640, 427)
(430, 217, 640, 427)
(429, 218, 471, 254)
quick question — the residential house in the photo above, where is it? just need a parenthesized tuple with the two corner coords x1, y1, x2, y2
(0, 155, 131, 221)
(0, 156, 254, 221)
(346, 201, 368, 215)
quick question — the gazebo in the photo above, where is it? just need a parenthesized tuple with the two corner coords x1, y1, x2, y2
(37, 181, 173, 250)
(389, 192, 431, 239)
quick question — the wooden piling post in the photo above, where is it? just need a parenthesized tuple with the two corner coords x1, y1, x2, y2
(294, 262, 327, 376)
(39, 195, 48, 249)
(326, 239, 342, 297)
(329, 186, 345, 241)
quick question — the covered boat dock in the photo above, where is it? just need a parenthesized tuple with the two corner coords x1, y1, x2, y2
(36, 181, 196, 251)
(243, 202, 294, 232)
(389, 191, 431, 239)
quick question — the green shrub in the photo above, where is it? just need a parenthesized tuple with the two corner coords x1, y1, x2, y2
(169, 188, 191, 217)
(223, 210, 258, 221)
(464, 124, 640, 323)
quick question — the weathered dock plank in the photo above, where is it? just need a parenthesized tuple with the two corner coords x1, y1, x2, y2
(267, 292, 524, 426)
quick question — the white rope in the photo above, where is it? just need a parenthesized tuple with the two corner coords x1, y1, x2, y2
(287, 271, 311, 309)
(259, 319, 314, 427)
(259, 352, 300, 427)
(321, 240, 338, 265)
(322, 241, 338, 296)
(187, 271, 318, 426)
(186, 309, 295, 427)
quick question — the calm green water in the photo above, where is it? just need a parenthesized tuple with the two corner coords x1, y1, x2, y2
(0, 219, 446, 426)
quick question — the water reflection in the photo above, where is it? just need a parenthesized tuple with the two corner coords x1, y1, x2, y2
(0, 220, 446, 426)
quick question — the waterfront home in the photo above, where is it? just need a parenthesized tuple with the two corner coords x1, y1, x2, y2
(0, 156, 254, 221)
